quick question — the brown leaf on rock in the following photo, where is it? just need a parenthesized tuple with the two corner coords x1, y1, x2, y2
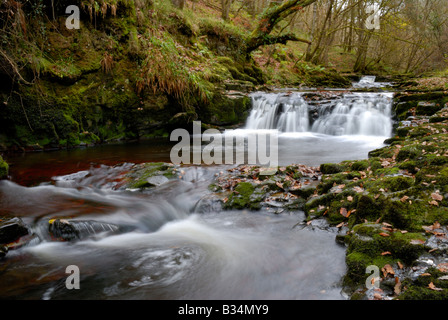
(400, 195, 409, 203)
(373, 292, 383, 300)
(382, 264, 395, 277)
(429, 200, 439, 206)
(431, 193, 443, 201)
(340, 207, 348, 217)
(379, 232, 390, 237)
(437, 263, 448, 273)
(428, 282, 443, 291)
(381, 251, 392, 256)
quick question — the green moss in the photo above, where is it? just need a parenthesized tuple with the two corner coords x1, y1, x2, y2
(125, 162, 176, 189)
(224, 181, 262, 210)
(0, 156, 8, 179)
(398, 161, 418, 174)
(396, 126, 411, 137)
(351, 160, 370, 171)
(320, 163, 346, 174)
(382, 176, 414, 192)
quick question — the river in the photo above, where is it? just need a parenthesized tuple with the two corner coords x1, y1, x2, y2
(0, 86, 394, 300)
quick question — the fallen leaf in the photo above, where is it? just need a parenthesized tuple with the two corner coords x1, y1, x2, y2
(428, 282, 443, 291)
(431, 193, 443, 201)
(382, 264, 395, 277)
(400, 195, 409, 203)
(410, 239, 426, 245)
(373, 293, 383, 300)
(420, 273, 432, 277)
(347, 196, 353, 202)
(336, 222, 345, 228)
(429, 200, 439, 206)
(381, 251, 392, 256)
(437, 263, 448, 273)
(397, 261, 404, 269)
(379, 232, 390, 237)
(340, 207, 348, 217)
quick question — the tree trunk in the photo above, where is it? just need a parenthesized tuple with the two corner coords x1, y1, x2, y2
(171, 0, 185, 9)
(221, 0, 232, 20)
(245, 0, 318, 55)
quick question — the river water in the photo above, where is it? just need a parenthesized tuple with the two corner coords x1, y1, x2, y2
(0, 89, 394, 300)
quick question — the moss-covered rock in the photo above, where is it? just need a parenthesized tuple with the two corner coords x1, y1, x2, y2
(223, 181, 263, 210)
(123, 162, 178, 189)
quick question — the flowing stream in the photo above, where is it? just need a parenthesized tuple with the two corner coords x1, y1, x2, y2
(0, 87, 394, 300)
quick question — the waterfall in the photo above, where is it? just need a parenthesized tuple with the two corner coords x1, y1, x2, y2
(246, 91, 393, 137)
(246, 92, 310, 132)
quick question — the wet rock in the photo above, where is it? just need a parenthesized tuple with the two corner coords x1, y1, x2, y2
(0, 245, 7, 258)
(146, 175, 169, 187)
(0, 217, 29, 245)
(123, 162, 178, 189)
(48, 219, 129, 242)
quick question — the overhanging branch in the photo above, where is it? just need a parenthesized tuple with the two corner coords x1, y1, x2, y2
(245, 33, 311, 53)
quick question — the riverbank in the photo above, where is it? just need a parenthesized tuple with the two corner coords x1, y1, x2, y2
(201, 84, 448, 300)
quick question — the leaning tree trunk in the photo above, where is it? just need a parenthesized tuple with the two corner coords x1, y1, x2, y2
(244, 0, 319, 55)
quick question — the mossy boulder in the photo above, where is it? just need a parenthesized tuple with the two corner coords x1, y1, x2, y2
(343, 222, 427, 290)
(223, 181, 263, 210)
(123, 162, 178, 189)
(320, 163, 346, 174)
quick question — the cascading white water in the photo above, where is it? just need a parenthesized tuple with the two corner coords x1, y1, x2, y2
(246, 91, 393, 137)
(245, 92, 310, 132)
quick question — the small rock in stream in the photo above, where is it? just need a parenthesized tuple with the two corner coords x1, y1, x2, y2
(48, 218, 133, 242)
(0, 216, 30, 245)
